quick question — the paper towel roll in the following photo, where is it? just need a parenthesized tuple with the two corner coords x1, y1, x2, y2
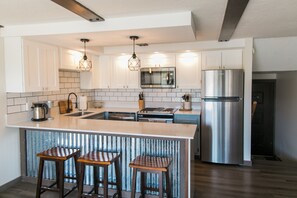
(79, 96, 88, 111)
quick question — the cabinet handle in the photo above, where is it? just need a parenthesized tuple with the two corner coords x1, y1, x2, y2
(126, 85, 128, 89)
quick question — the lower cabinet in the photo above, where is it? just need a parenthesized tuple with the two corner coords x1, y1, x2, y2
(174, 114, 200, 157)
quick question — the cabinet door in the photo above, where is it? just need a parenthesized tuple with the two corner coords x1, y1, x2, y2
(60, 48, 81, 70)
(98, 55, 111, 89)
(126, 70, 139, 89)
(222, 49, 243, 69)
(111, 56, 128, 89)
(141, 53, 175, 68)
(201, 51, 222, 70)
(46, 46, 59, 91)
(23, 40, 43, 92)
(80, 55, 100, 89)
(176, 53, 201, 89)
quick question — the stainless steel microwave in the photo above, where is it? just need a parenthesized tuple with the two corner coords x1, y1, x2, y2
(140, 67, 176, 88)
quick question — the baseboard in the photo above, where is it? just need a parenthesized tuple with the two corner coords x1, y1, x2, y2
(0, 176, 22, 192)
(241, 160, 253, 166)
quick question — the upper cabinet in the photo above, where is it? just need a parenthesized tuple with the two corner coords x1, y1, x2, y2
(110, 55, 139, 89)
(80, 55, 100, 89)
(201, 49, 242, 70)
(140, 53, 176, 68)
(60, 48, 82, 71)
(176, 52, 202, 89)
(4, 37, 59, 92)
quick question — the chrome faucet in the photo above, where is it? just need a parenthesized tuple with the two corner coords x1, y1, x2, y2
(66, 92, 78, 113)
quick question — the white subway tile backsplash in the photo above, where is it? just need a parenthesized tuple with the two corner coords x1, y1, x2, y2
(7, 70, 201, 115)
(21, 92, 33, 97)
(153, 97, 162, 102)
(122, 92, 130, 97)
(126, 97, 135, 102)
(102, 96, 110, 100)
(106, 92, 114, 96)
(7, 106, 21, 114)
(162, 98, 172, 102)
(7, 93, 21, 98)
(113, 92, 122, 97)
(14, 98, 26, 105)
(157, 93, 166, 97)
(145, 97, 153, 102)
(166, 93, 176, 97)
(7, 99, 14, 106)
(110, 97, 117, 101)
(118, 97, 126, 101)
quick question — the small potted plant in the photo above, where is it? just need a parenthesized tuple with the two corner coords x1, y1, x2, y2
(182, 94, 191, 110)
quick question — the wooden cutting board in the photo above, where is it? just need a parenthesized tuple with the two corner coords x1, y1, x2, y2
(58, 100, 72, 114)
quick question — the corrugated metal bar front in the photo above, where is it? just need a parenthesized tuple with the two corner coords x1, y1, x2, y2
(26, 130, 181, 197)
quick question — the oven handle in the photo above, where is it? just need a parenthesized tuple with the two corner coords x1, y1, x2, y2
(138, 118, 173, 123)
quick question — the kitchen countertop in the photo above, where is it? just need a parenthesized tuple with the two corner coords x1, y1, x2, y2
(7, 107, 197, 140)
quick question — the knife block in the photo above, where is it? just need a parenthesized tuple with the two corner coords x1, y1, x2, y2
(138, 100, 145, 110)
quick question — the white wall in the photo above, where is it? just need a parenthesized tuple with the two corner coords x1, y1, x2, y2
(275, 71, 297, 161)
(0, 38, 21, 186)
(253, 37, 297, 72)
(243, 38, 253, 164)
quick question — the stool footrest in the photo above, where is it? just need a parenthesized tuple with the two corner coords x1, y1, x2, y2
(81, 192, 117, 198)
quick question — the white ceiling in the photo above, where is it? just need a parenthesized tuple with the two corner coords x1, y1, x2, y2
(1, 0, 297, 50)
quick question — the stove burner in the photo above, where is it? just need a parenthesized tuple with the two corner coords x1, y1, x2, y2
(139, 107, 177, 114)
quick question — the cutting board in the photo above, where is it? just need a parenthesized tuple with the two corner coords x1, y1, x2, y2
(58, 100, 72, 114)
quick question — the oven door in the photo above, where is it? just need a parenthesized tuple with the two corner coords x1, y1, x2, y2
(138, 117, 173, 123)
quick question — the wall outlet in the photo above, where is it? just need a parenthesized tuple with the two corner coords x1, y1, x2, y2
(25, 103, 29, 111)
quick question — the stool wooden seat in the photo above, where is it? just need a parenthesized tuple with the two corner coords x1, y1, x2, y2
(36, 147, 80, 198)
(77, 151, 122, 198)
(129, 155, 172, 198)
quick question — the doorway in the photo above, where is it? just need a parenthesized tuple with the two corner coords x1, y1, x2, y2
(252, 80, 276, 156)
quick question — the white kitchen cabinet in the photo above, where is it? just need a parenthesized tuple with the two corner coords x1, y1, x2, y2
(98, 55, 112, 89)
(80, 55, 100, 89)
(4, 37, 59, 92)
(111, 55, 139, 89)
(140, 53, 175, 68)
(201, 49, 242, 70)
(60, 48, 82, 71)
(222, 49, 243, 69)
(176, 52, 201, 89)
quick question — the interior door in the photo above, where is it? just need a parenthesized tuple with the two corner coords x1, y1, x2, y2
(252, 80, 276, 156)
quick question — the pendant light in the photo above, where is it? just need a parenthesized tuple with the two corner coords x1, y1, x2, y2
(79, 38, 92, 71)
(128, 36, 141, 71)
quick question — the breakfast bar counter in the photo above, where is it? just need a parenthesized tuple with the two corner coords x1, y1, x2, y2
(7, 108, 197, 198)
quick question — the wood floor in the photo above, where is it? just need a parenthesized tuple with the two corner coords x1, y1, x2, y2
(1, 158, 297, 198)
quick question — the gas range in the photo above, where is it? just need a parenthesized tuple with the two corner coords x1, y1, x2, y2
(137, 107, 177, 123)
(138, 107, 177, 115)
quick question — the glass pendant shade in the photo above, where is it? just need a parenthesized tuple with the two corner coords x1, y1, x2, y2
(79, 38, 92, 71)
(79, 55, 92, 71)
(128, 53, 141, 71)
(128, 36, 141, 71)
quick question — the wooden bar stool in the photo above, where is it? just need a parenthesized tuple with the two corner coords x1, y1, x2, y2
(36, 147, 80, 198)
(129, 155, 172, 198)
(77, 151, 122, 198)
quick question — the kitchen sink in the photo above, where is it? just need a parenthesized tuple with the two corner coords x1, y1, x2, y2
(82, 112, 136, 121)
(65, 111, 94, 117)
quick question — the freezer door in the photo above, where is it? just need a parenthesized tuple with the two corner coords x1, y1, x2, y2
(202, 69, 244, 98)
(201, 100, 243, 164)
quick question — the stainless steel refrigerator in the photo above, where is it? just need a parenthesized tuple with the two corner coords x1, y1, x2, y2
(201, 69, 243, 164)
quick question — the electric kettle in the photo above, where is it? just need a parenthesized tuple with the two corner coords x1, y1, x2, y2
(31, 102, 49, 121)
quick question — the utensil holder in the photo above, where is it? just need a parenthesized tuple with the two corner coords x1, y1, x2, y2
(138, 100, 145, 110)
(183, 101, 191, 110)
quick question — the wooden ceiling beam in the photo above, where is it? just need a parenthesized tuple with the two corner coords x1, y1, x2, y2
(51, 0, 104, 22)
(219, 0, 249, 42)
